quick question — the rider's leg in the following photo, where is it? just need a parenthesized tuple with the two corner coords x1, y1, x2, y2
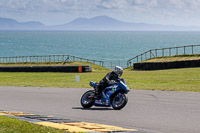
(96, 84, 103, 95)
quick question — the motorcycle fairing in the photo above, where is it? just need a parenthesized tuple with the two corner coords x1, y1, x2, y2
(94, 83, 123, 106)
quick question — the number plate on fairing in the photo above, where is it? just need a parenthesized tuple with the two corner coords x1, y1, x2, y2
(94, 99, 110, 106)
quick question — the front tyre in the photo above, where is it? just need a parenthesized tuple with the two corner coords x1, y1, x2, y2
(112, 93, 128, 110)
(81, 90, 95, 108)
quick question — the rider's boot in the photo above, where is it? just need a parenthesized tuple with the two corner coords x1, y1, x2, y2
(94, 88, 101, 99)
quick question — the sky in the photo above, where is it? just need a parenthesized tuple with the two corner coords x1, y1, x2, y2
(1, 0, 200, 26)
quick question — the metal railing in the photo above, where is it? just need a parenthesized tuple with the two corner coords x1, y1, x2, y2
(127, 44, 200, 67)
(0, 55, 104, 67)
(0, 55, 127, 69)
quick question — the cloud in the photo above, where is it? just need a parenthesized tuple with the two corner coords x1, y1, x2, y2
(1, 0, 199, 15)
(1, 0, 200, 26)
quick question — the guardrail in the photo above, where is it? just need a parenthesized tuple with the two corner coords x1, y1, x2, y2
(0, 54, 128, 69)
(0, 55, 104, 67)
(127, 44, 200, 67)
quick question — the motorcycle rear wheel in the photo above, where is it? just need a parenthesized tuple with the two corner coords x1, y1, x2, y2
(81, 90, 95, 108)
(111, 93, 128, 110)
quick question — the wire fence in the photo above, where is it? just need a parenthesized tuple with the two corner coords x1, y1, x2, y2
(0, 55, 104, 67)
(127, 44, 200, 67)
(0, 54, 127, 69)
(2, 44, 198, 69)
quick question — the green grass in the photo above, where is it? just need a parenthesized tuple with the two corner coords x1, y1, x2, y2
(0, 61, 109, 72)
(0, 115, 66, 133)
(0, 66, 200, 92)
(142, 54, 200, 63)
(124, 68, 200, 92)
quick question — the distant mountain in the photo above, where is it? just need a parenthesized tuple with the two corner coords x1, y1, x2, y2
(53, 15, 125, 30)
(0, 17, 45, 30)
(1, 16, 200, 31)
(50, 15, 200, 31)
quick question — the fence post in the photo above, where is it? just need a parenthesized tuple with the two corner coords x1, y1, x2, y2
(155, 49, 157, 57)
(162, 48, 164, 56)
(192, 45, 194, 54)
(33, 56, 35, 63)
(37, 56, 38, 63)
(184, 46, 186, 55)
(137, 56, 139, 62)
(49, 55, 51, 62)
(176, 47, 178, 55)
(150, 50, 152, 58)
(145, 52, 147, 60)
(169, 48, 171, 56)
(53, 55, 55, 62)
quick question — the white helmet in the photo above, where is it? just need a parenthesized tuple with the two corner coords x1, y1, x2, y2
(114, 66, 123, 77)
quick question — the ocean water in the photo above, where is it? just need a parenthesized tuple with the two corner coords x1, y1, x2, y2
(1, 31, 200, 67)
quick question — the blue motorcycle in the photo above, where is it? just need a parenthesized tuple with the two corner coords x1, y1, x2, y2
(81, 79, 130, 110)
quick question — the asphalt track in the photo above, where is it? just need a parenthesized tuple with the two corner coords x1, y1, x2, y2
(0, 86, 200, 133)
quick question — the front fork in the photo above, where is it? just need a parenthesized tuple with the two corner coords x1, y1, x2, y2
(117, 93, 122, 98)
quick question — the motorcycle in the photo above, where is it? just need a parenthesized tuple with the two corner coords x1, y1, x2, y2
(80, 78, 130, 110)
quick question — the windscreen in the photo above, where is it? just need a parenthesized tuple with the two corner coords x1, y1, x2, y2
(121, 78, 127, 85)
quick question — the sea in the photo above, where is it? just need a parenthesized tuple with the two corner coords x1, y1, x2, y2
(1, 31, 200, 68)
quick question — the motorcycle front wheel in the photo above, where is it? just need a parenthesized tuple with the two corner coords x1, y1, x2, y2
(112, 93, 128, 110)
(81, 90, 95, 108)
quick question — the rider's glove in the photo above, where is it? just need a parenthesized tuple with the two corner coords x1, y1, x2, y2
(108, 80, 116, 84)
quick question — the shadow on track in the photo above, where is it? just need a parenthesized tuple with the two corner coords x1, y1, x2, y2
(72, 107, 113, 111)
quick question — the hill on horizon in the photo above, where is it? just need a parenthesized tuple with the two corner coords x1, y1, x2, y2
(0, 15, 200, 31)
(0, 17, 45, 30)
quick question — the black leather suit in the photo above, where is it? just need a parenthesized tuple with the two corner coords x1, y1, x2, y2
(96, 71, 119, 94)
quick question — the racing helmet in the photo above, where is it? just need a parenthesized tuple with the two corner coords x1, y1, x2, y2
(114, 66, 123, 77)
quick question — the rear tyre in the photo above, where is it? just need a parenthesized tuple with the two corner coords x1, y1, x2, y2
(81, 90, 95, 108)
(111, 93, 128, 110)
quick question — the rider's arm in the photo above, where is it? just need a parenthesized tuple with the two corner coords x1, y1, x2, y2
(104, 72, 118, 84)
(104, 72, 112, 83)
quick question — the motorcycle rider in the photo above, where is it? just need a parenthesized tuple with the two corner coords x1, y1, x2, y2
(94, 66, 123, 98)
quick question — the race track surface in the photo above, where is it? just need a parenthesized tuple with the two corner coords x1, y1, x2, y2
(0, 86, 200, 133)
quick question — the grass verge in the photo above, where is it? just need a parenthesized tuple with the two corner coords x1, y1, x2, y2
(0, 61, 200, 92)
(0, 66, 200, 92)
(0, 115, 66, 133)
(142, 54, 200, 63)
(0, 61, 109, 72)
